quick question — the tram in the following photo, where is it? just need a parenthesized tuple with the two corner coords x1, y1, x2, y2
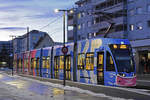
(13, 38, 136, 87)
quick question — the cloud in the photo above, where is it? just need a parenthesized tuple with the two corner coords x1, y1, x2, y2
(0, 27, 26, 31)
(25, 12, 52, 19)
(0, 0, 32, 3)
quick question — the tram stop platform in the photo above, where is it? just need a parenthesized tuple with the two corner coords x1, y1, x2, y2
(17, 73, 150, 90)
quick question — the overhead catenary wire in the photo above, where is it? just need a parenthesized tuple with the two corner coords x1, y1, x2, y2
(39, 15, 63, 30)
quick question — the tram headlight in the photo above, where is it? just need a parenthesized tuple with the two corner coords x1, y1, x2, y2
(122, 74, 125, 77)
(118, 73, 126, 77)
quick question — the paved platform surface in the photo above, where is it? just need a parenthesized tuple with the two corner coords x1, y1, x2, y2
(18, 74, 150, 100)
(1, 70, 150, 100)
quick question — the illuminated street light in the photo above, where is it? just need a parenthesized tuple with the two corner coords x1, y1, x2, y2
(54, 9, 59, 13)
(54, 8, 72, 86)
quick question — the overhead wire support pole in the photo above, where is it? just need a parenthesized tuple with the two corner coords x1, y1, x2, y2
(9, 35, 17, 76)
(27, 27, 29, 51)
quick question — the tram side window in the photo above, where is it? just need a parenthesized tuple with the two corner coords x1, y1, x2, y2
(33, 58, 36, 68)
(19, 59, 22, 68)
(66, 56, 71, 70)
(77, 53, 85, 70)
(42, 57, 46, 68)
(106, 52, 115, 71)
(31, 58, 34, 69)
(60, 56, 64, 69)
(46, 57, 50, 68)
(86, 53, 94, 70)
(36, 58, 40, 68)
(54, 56, 59, 70)
(24, 59, 26, 68)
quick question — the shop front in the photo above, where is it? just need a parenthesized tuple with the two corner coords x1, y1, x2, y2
(131, 39, 150, 74)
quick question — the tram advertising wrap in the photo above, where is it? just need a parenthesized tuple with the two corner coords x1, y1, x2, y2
(13, 38, 136, 87)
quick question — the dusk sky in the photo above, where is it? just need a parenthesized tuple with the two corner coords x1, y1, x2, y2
(0, 0, 78, 42)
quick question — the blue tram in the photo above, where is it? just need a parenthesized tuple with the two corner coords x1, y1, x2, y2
(13, 38, 136, 87)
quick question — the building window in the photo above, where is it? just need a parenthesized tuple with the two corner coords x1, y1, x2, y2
(137, 22, 143, 30)
(68, 15, 73, 20)
(87, 33, 92, 39)
(78, 24, 81, 30)
(95, 17, 99, 23)
(136, 7, 142, 14)
(128, 0, 134, 2)
(81, 23, 85, 29)
(148, 5, 150, 12)
(78, 13, 81, 19)
(129, 9, 134, 16)
(87, 21, 92, 27)
(115, 24, 125, 32)
(148, 21, 150, 27)
(130, 24, 134, 31)
(68, 26, 73, 31)
(81, 12, 85, 17)
(88, 12, 92, 16)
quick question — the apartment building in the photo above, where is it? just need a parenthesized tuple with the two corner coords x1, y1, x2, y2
(67, 0, 150, 74)
(13, 30, 54, 53)
(67, 0, 127, 42)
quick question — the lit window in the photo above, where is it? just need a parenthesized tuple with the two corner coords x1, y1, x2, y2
(46, 57, 50, 68)
(77, 53, 85, 70)
(54, 56, 59, 70)
(78, 24, 81, 30)
(78, 13, 81, 19)
(68, 26, 73, 31)
(86, 53, 94, 70)
(130, 24, 134, 31)
(42, 57, 46, 68)
(59, 56, 64, 69)
(136, 7, 142, 14)
(137, 22, 143, 30)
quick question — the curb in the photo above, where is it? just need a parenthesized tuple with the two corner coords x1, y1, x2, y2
(18, 74, 150, 100)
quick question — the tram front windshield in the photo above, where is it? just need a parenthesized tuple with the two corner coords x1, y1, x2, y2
(110, 44, 135, 73)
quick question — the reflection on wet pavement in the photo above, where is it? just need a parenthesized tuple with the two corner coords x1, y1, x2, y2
(0, 73, 111, 100)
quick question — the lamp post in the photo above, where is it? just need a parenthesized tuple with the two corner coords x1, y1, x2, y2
(54, 9, 73, 86)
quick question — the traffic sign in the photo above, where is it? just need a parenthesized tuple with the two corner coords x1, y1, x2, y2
(62, 46, 68, 54)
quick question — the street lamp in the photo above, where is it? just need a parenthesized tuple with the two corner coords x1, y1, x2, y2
(54, 9, 73, 86)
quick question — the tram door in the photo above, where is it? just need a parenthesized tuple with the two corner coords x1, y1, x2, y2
(66, 55, 71, 80)
(97, 52, 104, 85)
